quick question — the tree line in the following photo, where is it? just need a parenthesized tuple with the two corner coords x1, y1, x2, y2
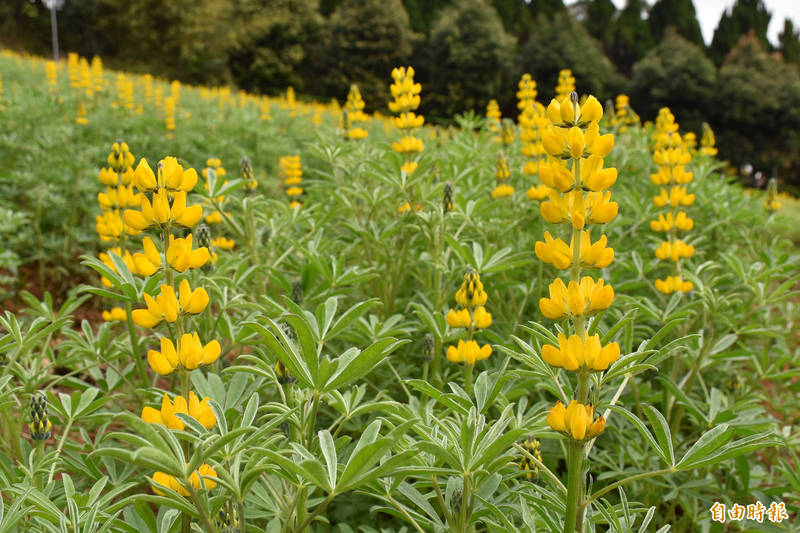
(3, 0, 800, 186)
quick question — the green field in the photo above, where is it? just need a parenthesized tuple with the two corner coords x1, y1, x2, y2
(0, 50, 798, 532)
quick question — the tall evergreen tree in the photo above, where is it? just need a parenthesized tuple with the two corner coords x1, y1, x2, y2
(403, 0, 450, 33)
(648, 0, 704, 47)
(421, 0, 516, 117)
(519, 12, 623, 103)
(779, 19, 800, 66)
(527, 0, 565, 20)
(628, 27, 715, 133)
(714, 32, 800, 185)
(709, 0, 771, 63)
(491, 0, 534, 42)
(584, 0, 617, 51)
(311, 0, 414, 108)
(611, 0, 654, 75)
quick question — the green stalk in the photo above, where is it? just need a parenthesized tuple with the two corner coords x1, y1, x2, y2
(125, 300, 147, 387)
(295, 493, 334, 533)
(463, 363, 473, 397)
(46, 417, 74, 485)
(563, 440, 585, 533)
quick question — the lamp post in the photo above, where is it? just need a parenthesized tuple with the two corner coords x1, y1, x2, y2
(42, 0, 66, 61)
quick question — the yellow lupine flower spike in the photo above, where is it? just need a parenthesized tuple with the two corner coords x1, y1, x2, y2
(152, 464, 218, 497)
(133, 237, 162, 276)
(655, 276, 693, 294)
(446, 339, 492, 365)
(147, 333, 221, 375)
(541, 333, 620, 371)
(546, 400, 605, 441)
(166, 234, 211, 272)
(141, 392, 216, 431)
(539, 277, 614, 320)
(535, 231, 614, 270)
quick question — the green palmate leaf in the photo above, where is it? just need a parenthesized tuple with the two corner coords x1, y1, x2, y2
(244, 320, 314, 388)
(676, 424, 733, 470)
(263, 449, 332, 493)
(323, 338, 405, 392)
(641, 404, 674, 467)
(283, 306, 318, 353)
(606, 405, 671, 466)
(407, 379, 472, 414)
(677, 431, 780, 470)
(326, 298, 381, 341)
(316, 297, 339, 340)
(319, 430, 338, 490)
(411, 303, 447, 340)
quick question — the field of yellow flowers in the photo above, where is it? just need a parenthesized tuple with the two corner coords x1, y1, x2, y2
(0, 50, 799, 533)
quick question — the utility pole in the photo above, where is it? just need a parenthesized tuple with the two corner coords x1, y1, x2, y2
(43, 0, 66, 61)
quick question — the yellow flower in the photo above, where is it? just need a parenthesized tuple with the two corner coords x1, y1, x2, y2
(653, 148, 692, 167)
(166, 234, 211, 272)
(546, 95, 603, 128)
(446, 339, 492, 365)
(401, 161, 418, 175)
(653, 186, 695, 208)
(147, 332, 221, 375)
(455, 270, 488, 308)
(152, 464, 218, 497)
(132, 237, 161, 276)
(534, 231, 614, 270)
(654, 240, 695, 262)
(650, 165, 693, 186)
(472, 306, 492, 329)
(205, 211, 223, 224)
(654, 276, 693, 294)
(211, 237, 235, 250)
(101, 307, 127, 322)
(347, 127, 368, 140)
(123, 189, 202, 231)
(95, 211, 124, 241)
(393, 112, 424, 129)
(141, 392, 216, 431)
(539, 277, 614, 320)
(526, 184, 551, 201)
(546, 400, 605, 440)
(541, 333, 620, 371)
(131, 281, 208, 328)
(392, 136, 424, 154)
(491, 184, 515, 199)
(650, 212, 694, 232)
(446, 308, 471, 328)
(397, 201, 422, 213)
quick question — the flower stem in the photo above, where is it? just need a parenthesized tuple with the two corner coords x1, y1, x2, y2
(463, 363, 473, 397)
(125, 300, 147, 387)
(563, 439, 585, 533)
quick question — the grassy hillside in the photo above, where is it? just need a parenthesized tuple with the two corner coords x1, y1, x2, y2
(0, 50, 798, 532)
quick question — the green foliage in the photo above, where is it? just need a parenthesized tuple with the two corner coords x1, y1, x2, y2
(519, 13, 623, 102)
(712, 33, 800, 183)
(1, 39, 800, 533)
(402, 0, 451, 34)
(610, 0, 655, 74)
(420, 0, 516, 118)
(779, 18, 800, 66)
(227, 0, 324, 93)
(583, 0, 617, 52)
(709, 0, 772, 64)
(648, 0, 704, 48)
(490, 0, 535, 41)
(628, 27, 716, 133)
(312, 0, 415, 108)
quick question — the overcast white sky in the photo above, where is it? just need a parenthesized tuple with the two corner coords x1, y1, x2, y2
(570, 0, 800, 46)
